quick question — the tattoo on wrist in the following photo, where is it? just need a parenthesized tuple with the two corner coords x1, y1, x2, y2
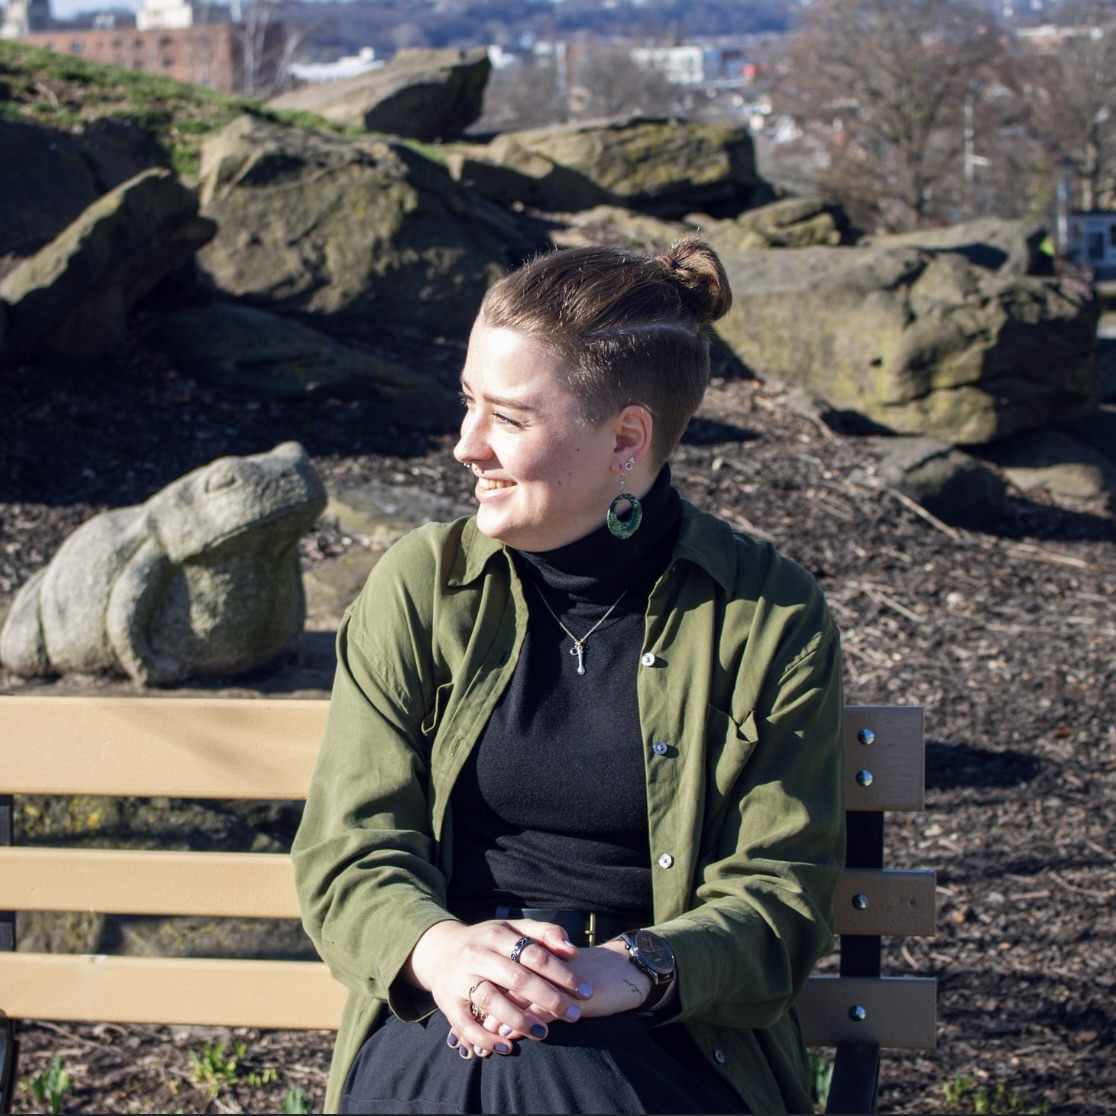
(623, 977, 643, 1001)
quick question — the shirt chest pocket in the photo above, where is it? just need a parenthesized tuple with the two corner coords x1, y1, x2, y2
(702, 704, 761, 843)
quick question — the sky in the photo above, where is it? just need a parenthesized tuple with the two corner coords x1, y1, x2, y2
(49, 0, 148, 20)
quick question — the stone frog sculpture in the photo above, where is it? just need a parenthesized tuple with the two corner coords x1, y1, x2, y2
(0, 441, 327, 686)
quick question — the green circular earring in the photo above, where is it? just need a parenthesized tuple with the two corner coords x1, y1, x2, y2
(607, 459, 642, 540)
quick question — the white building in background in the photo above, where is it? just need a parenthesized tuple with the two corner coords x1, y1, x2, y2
(1, 0, 51, 38)
(630, 44, 720, 85)
(136, 0, 193, 31)
(289, 46, 381, 84)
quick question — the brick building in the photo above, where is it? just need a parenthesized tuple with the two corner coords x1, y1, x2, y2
(16, 20, 285, 93)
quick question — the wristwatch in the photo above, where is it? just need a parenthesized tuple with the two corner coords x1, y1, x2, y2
(620, 928, 676, 1014)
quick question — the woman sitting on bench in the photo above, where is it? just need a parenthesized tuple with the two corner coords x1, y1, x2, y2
(293, 237, 845, 1114)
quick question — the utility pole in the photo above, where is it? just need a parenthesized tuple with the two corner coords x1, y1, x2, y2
(962, 93, 989, 218)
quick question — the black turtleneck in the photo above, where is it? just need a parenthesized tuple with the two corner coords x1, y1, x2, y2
(446, 468, 682, 921)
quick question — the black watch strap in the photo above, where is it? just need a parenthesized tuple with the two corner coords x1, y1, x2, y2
(620, 928, 676, 1014)
(637, 971, 675, 1013)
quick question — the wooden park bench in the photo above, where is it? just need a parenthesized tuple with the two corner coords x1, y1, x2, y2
(0, 696, 935, 1113)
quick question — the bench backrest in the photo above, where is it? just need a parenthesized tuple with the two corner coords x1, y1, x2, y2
(0, 696, 934, 1101)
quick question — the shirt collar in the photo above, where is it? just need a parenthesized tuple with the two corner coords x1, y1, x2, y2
(671, 499, 740, 595)
(449, 498, 740, 596)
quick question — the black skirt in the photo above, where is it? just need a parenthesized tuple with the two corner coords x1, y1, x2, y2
(340, 1010, 749, 1114)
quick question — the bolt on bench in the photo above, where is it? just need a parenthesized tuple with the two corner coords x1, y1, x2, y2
(0, 696, 934, 1114)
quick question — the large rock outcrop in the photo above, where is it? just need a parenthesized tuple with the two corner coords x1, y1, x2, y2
(144, 302, 457, 414)
(0, 116, 100, 264)
(862, 217, 1051, 276)
(708, 234, 1099, 445)
(0, 442, 326, 687)
(447, 116, 764, 219)
(1, 168, 216, 360)
(195, 115, 517, 336)
(719, 196, 857, 249)
(267, 47, 491, 140)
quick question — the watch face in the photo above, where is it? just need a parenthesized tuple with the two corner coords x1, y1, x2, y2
(633, 929, 675, 976)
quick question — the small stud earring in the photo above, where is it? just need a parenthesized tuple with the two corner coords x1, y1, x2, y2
(607, 457, 642, 540)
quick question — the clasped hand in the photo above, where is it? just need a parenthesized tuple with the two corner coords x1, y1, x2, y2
(405, 918, 652, 1059)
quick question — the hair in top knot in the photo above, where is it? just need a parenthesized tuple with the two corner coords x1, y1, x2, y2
(652, 236, 733, 326)
(478, 236, 733, 466)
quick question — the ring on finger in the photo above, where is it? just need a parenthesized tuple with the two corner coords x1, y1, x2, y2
(468, 981, 488, 1024)
(509, 935, 536, 964)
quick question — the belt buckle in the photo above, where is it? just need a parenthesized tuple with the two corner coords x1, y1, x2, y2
(585, 911, 597, 947)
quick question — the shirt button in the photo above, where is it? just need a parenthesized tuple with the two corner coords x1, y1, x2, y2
(657, 852, 674, 869)
(641, 652, 656, 667)
(653, 741, 669, 756)
(714, 1048, 726, 1064)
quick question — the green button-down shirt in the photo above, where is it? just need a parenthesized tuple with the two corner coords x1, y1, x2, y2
(293, 499, 845, 1114)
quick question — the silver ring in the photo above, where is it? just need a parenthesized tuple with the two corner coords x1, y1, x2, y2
(509, 935, 535, 964)
(468, 981, 487, 1023)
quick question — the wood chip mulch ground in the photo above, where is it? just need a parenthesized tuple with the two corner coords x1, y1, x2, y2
(2, 334, 1114, 1114)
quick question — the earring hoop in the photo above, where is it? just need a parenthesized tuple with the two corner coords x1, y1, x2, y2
(607, 458, 642, 540)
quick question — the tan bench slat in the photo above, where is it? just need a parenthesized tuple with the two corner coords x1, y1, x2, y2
(2, 846, 937, 933)
(0, 954, 345, 1030)
(798, 975, 937, 1049)
(832, 868, 937, 937)
(0, 847, 302, 919)
(844, 705, 925, 812)
(1, 697, 922, 803)
(0, 953, 345, 1030)
(0, 696, 327, 798)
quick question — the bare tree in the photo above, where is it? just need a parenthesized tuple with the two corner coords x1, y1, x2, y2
(1022, 2, 1116, 212)
(238, 0, 313, 98)
(475, 55, 569, 131)
(477, 40, 686, 131)
(566, 41, 685, 121)
(777, 0, 1006, 232)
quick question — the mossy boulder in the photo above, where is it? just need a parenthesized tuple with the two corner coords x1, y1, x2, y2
(704, 196, 856, 249)
(981, 423, 1116, 512)
(449, 116, 763, 219)
(144, 302, 456, 415)
(546, 204, 692, 251)
(876, 436, 1008, 527)
(0, 115, 100, 262)
(0, 167, 215, 360)
(708, 239, 1099, 445)
(267, 47, 491, 140)
(863, 217, 1051, 276)
(196, 115, 514, 336)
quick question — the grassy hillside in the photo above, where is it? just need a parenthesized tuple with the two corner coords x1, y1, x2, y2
(0, 40, 337, 178)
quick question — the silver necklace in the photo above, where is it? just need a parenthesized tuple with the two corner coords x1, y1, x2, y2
(533, 584, 629, 676)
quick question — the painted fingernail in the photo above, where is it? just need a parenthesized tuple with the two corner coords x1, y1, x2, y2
(565, 1004, 581, 1022)
(495, 1042, 511, 1055)
(474, 1045, 486, 1057)
(577, 983, 593, 999)
(447, 1032, 459, 1049)
(563, 938, 575, 948)
(529, 1024, 547, 1039)
(458, 1045, 472, 1060)
(498, 1024, 514, 1037)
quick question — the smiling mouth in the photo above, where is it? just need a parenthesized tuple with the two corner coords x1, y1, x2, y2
(477, 476, 514, 490)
